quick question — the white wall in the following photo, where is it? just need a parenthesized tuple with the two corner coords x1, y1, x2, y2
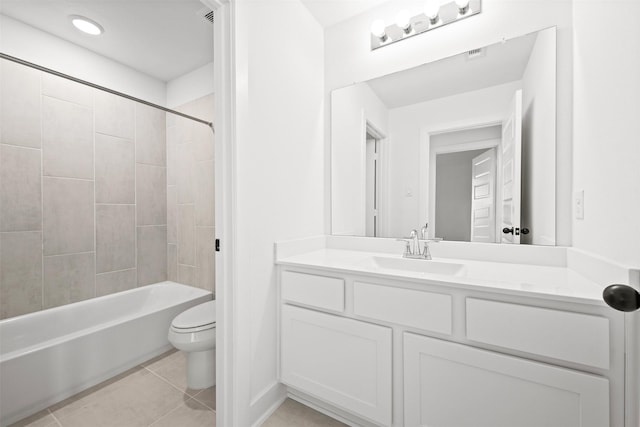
(331, 82, 388, 236)
(521, 28, 556, 245)
(166, 61, 214, 108)
(325, 0, 573, 246)
(230, 0, 325, 424)
(572, 3, 640, 424)
(0, 14, 166, 105)
(572, 1, 640, 268)
(387, 81, 521, 237)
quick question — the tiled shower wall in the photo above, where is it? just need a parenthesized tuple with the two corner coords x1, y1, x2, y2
(0, 59, 168, 319)
(167, 95, 215, 293)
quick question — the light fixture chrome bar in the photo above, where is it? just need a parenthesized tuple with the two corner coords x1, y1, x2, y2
(371, 0, 481, 51)
(0, 52, 214, 130)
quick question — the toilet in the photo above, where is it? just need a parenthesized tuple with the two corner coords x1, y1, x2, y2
(168, 300, 216, 390)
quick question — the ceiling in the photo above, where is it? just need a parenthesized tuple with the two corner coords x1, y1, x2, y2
(0, 0, 214, 82)
(366, 32, 538, 108)
(300, 0, 391, 27)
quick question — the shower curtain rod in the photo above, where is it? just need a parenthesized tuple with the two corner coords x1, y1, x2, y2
(0, 52, 214, 131)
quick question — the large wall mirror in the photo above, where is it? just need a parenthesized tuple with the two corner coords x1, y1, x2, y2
(331, 26, 556, 245)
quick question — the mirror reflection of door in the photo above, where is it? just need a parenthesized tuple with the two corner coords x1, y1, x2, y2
(500, 89, 523, 244)
(365, 133, 380, 237)
(433, 125, 501, 242)
(470, 149, 497, 242)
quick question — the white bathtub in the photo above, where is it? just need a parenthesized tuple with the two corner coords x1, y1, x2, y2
(0, 281, 212, 426)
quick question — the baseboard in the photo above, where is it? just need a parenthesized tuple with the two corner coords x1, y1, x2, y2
(250, 381, 286, 427)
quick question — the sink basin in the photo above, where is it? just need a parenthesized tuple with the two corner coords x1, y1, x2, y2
(359, 256, 466, 276)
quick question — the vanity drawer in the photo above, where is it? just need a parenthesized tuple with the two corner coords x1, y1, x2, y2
(354, 282, 452, 334)
(466, 298, 610, 369)
(281, 271, 345, 312)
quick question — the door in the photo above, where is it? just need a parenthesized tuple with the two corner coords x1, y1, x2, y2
(500, 90, 523, 244)
(404, 333, 610, 427)
(470, 148, 496, 243)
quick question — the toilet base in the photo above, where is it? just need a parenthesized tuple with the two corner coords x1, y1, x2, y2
(187, 349, 216, 390)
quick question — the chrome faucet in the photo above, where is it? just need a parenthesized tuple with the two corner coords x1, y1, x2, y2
(398, 223, 442, 260)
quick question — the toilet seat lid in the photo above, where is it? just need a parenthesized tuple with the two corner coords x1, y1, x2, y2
(172, 300, 216, 329)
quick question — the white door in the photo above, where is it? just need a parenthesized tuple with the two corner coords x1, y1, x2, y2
(470, 148, 496, 243)
(500, 90, 523, 244)
(281, 304, 392, 425)
(404, 333, 610, 427)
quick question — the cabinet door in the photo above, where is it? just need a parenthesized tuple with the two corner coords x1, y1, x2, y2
(404, 333, 609, 427)
(281, 304, 392, 426)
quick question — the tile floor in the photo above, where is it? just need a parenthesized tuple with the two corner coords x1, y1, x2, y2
(10, 349, 345, 427)
(10, 349, 216, 427)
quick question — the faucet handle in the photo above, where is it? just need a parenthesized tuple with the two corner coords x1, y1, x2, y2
(396, 238, 412, 255)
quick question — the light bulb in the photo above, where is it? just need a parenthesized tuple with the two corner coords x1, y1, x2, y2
(395, 10, 412, 33)
(455, 0, 470, 14)
(70, 15, 103, 35)
(424, 2, 440, 23)
(371, 19, 387, 40)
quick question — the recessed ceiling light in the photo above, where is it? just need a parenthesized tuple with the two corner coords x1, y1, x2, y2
(70, 15, 104, 35)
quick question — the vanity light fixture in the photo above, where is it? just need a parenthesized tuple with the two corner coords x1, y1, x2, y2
(70, 15, 104, 36)
(395, 10, 412, 34)
(371, 19, 388, 42)
(425, 3, 440, 24)
(455, 0, 470, 15)
(371, 0, 481, 50)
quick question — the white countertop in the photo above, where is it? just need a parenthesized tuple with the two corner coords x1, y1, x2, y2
(276, 248, 607, 305)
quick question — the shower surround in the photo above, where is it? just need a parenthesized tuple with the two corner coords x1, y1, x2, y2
(0, 58, 215, 320)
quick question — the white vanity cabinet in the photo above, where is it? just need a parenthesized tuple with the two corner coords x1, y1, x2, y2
(281, 304, 393, 425)
(403, 333, 609, 427)
(277, 266, 622, 427)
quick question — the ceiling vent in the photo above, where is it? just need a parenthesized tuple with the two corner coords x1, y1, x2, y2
(466, 47, 485, 60)
(198, 7, 214, 25)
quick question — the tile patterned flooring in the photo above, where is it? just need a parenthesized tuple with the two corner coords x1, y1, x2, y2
(10, 350, 345, 427)
(10, 350, 216, 427)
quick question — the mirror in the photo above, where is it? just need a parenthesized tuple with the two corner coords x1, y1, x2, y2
(331, 27, 556, 245)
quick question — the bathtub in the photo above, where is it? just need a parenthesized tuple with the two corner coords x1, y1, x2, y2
(0, 281, 212, 426)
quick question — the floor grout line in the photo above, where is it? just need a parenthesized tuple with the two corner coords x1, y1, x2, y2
(142, 365, 196, 398)
(46, 408, 63, 427)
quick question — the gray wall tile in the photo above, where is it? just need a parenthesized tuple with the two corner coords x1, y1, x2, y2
(43, 252, 95, 309)
(43, 178, 94, 255)
(0, 144, 42, 231)
(136, 104, 166, 166)
(0, 232, 43, 319)
(95, 134, 135, 204)
(167, 244, 177, 282)
(96, 269, 136, 297)
(167, 185, 177, 244)
(137, 226, 167, 286)
(176, 142, 195, 204)
(136, 164, 167, 226)
(96, 205, 135, 273)
(177, 204, 195, 266)
(95, 91, 134, 139)
(196, 227, 215, 292)
(41, 73, 93, 107)
(42, 96, 93, 179)
(166, 126, 177, 185)
(0, 59, 41, 148)
(177, 265, 195, 287)
(195, 161, 215, 227)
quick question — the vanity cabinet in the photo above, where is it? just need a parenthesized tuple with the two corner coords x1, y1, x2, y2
(403, 333, 609, 427)
(280, 304, 393, 425)
(278, 266, 621, 427)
